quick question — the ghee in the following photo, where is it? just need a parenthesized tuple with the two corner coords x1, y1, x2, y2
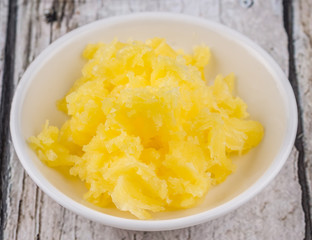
(29, 38, 264, 219)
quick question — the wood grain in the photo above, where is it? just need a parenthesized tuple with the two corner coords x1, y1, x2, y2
(1, 1, 18, 240)
(292, 0, 312, 237)
(0, 0, 8, 93)
(0, 0, 8, 238)
(1, 0, 309, 239)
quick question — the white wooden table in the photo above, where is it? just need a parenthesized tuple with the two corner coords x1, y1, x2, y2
(0, 0, 311, 239)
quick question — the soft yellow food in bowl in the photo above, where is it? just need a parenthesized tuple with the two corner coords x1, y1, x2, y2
(29, 38, 264, 219)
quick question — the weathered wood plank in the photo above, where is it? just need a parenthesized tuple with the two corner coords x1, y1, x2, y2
(0, 0, 8, 93)
(2, 0, 306, 239)
(0, 0, 9, 237)
(0, 0, 18, 239)
(2, 1, 53, 240)
(292, 0, 312, 237)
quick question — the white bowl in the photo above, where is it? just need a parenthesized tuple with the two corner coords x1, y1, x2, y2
(10, 12, 297, 231)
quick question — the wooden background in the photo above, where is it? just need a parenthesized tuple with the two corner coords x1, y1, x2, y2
(0, 0, 311, 239)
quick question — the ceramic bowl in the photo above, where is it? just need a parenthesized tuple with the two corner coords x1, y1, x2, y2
(10, 12, 297, 231)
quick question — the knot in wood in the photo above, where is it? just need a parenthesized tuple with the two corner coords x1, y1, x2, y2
(240, 0, 254, 8)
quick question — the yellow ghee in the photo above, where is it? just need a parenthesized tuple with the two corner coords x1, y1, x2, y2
(29, 38, 264, 219)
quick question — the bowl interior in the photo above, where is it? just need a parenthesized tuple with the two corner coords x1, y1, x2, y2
(18, 16, 287, 220)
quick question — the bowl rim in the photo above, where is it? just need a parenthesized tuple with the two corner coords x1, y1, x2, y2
(10, 12, 298, 231)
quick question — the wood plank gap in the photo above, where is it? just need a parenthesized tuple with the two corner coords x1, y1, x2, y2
(283, 0, 312, 239)
(58, 0, 68, 26)
(0, 0, 18, 239)
(34, 187, 41, 240)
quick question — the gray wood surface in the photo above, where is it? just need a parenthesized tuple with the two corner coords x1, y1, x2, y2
(293, 0, 312, 221)
(0, 0, 311, 239)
